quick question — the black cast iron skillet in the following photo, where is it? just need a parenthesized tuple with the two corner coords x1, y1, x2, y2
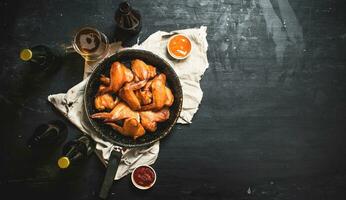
(84, 49, 183, 198)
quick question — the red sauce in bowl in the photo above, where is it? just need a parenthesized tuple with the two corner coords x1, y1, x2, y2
(132, 166, 156, 188)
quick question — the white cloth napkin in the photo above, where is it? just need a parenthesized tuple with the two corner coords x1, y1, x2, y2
(48, 26, 208, 180)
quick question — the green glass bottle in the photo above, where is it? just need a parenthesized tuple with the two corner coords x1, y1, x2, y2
(28, 120, 68, 148)
(19, 45, 61, 71)
(57, 135, 95, 169)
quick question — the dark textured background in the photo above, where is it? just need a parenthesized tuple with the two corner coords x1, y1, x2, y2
(1, 0, 346, 199)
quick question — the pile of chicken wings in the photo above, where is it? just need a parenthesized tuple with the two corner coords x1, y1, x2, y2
(91, 59, 174, 139)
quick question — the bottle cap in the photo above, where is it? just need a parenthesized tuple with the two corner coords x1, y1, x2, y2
(58, 156, 70, 169)
(20, 49, 33, 61)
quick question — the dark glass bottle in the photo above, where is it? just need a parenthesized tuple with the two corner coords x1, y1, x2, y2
(19, 45, 61, 71)
(57, 135, 95, 169)
(28, 120, 67, 148)
(115, 1, 142, 35)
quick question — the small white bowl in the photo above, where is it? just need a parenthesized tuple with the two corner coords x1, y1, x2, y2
(166, 34, 192, 60)
(131, 165, 157, 190)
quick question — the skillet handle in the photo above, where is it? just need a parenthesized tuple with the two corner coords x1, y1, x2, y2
(99, 149, 122, 199)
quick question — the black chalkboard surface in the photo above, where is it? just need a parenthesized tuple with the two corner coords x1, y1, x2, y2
(1, 0, 346, 199)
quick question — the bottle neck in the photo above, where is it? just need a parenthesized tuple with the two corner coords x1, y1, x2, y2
(65, 141, 87, 157)
(58, 135, 95, 169)
(19, 45, 58, 69)
(58, 143, 85, 169)
(119, 2, 131, 14)
(77, 135, 95, 156)
(57, 150, 84, 169)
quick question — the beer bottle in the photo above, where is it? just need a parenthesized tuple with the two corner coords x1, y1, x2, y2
(57, 135, 95, 169)
(28, 120, 68, 149)
(115, 1, 142, 35)
(19, 45, 61, 71)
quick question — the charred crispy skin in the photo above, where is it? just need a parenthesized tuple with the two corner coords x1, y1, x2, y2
(91, 102, 139, 122)
(140, 108, 170, 132)
(99, 62, 133, 94)
(141, 74, 173, 111)
(118, 80, 147, 111)
(106, 118, 145, 139)
(94, 93, 118, 111)
(131, 59, 157, 81)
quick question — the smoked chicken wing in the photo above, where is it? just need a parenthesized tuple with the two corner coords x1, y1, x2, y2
(143, 80, 153, 90)
(106, 118, 145, 139)
(94, 94, 118, 111)
(135, 90, 152, 105)
(119, 80, 147, 111)
(164, 87, 174, 106)
(134, 79, 153, 105)
(131, 59, 156, 81)
(99, 62, 134, 94)
(91, 102, 139, 122)
(141, 74, 174, 111)
(140, 108, 170, 132)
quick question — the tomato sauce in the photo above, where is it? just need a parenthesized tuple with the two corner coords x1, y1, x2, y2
(168, 35, 191, 58)
(133, 166, 155, 187)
